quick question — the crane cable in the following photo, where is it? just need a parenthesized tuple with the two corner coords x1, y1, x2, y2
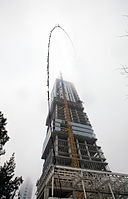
(47, 24, 74, 165)
(47, 25, 58, 165)
(46, 25, 75, 198)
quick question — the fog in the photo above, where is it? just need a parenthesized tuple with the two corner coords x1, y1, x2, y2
(0, 0, 128, 198)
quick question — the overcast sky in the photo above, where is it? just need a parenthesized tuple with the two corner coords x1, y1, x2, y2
(1, 0, 128, 198)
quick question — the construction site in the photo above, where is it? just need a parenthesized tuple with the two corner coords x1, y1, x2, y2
(36, 26, 128, 199)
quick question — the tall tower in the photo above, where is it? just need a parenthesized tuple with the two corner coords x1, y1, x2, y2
(19, 178, 33, 199)
(36, 78, 128, 199)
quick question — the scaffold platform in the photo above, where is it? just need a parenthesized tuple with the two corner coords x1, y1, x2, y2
(36, 165, 128, 199)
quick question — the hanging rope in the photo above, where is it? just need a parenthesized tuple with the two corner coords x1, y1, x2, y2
(47, 25, 59, 165)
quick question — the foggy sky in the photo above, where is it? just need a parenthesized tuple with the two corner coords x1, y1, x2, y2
(0, 0, 128, 198)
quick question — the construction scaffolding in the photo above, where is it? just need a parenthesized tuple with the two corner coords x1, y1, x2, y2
(36, 165, 128, 199)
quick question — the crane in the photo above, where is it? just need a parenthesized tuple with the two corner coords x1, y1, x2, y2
(60, 75, 85, 199)
(60, 74, 79, 168)
(47, 25, 85, 198)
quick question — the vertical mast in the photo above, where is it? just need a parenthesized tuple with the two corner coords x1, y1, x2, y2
(60, 74, 79, 168)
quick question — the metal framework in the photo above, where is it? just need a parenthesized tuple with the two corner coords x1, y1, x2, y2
(36, 165, 128, 199)
(61, 76, 79, 168)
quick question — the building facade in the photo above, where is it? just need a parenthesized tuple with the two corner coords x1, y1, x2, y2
(36, 78, 128, 199)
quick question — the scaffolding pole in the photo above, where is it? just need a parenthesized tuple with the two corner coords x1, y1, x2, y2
(108, 183, 116, 199)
